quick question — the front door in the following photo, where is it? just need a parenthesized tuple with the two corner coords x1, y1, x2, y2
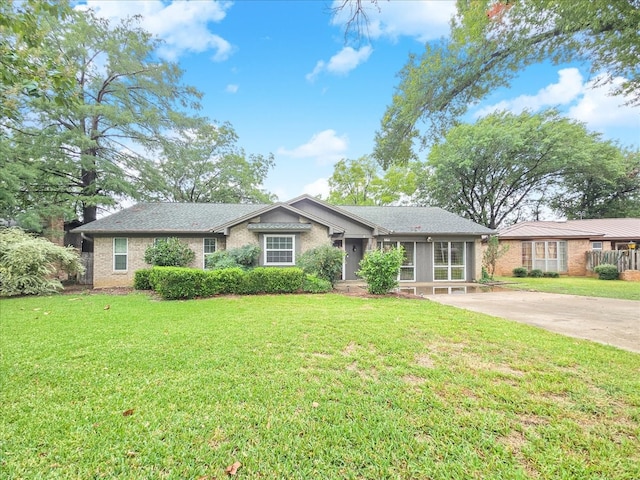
(345, 239, 364, 280)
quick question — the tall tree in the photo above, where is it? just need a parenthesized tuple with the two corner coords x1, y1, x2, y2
(151, 119, 275, 204)
(373, 0, 640, 165)
(2, 9, 202, 249)
(549, 147, 640, 219)
(424, 110, 602, 229)
(0, 0, 76, 121)
(327, 156, 418, 205)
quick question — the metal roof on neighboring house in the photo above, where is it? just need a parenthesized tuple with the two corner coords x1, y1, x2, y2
(340, 205, 495, 235)
(498, 218, 640, 239)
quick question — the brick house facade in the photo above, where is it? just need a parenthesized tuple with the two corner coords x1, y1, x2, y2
(73, 195, 495, 288)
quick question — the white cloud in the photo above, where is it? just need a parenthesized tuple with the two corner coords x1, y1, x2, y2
(306, 46, 372, 82)
(567, 75, 639, 129)
(277, 129, 348, 165)
(473, 68, 640, 135)
(331, 0, 456, 42)
(302, 178, 330, 199)
(475, 68, 584, 117)
(225, 84, 239, 94)
(78, 1, 233, 61)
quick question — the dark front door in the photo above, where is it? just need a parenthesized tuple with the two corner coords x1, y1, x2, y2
(345, 239, 364, 280)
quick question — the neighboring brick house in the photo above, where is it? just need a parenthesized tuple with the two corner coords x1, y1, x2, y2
(72, 195, 494, 288)
(494, 218, 640, 276)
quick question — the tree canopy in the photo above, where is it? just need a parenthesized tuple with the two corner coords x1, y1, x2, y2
(423, 110, 624, 229)
(373, 0, 640, 166)
(327, 156, 419, 205)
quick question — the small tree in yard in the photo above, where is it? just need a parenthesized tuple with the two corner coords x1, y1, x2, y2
(0, 227, 84, 296)
(144, 238, 195, 267)
(357, 246, 404, 295)
(297, 245, 345, 286)
(482, 236, 509, 280)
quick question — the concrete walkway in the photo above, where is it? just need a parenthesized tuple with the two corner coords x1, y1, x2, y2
(427, 291, 640, 354)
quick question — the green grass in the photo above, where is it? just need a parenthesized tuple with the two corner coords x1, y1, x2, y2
(1, 292, 639, 479)
(495, 276, 640, 300)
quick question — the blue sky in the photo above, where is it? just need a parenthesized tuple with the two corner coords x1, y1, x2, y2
(82, 0, 639, 202)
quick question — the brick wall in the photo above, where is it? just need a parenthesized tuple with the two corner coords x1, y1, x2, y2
(492, 238, 592, 276)
(93, 236, 211, 288)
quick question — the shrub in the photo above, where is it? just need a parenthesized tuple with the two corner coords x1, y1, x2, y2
(528, 269, 544, 278)
(482, 235, 509, 279)
(206, 244, 260, 270)
(543, 271, 560, 278)
(303, 274, 333, 293)
(297, 245, 345, 286)
(357, 247, 404, 295)
(512, 267, 528, 277)
(201, 267, 245, 296)
(594, 263, 619, 280)
(133, 269, 153, 290)
(0, 227, 84, 296)
(242, 267, 305, 294)
(149, 267, 207, 300)
(144, 238, 195, 267)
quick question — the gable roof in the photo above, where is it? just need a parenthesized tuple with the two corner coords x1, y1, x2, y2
(498, 218, 640, 240)
(71, 203, 267, 234)
(72, 196, 495, 237)
(340, 205, 495, 235)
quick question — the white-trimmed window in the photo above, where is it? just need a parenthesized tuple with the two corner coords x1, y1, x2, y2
(434, 241, 466, 281)
(113, 238, 128, 271)
(264, 235, 295, 265)
(522, 241, 567, 272)
(591, 241, 603, 250)
(381, 240, 416, 281)
(203, 238, 217, 268)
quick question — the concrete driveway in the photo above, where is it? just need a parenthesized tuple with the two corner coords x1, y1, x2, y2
(427, 291, 640, 353)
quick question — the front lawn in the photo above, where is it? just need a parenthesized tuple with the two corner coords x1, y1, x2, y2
(1, 293, 638, 479)
(496, 275, 640, 301)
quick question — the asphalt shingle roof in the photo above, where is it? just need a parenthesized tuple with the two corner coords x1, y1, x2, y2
(340, 205, 495, 235)
(72, 198, 495, 236)
(72, 203, 267, 234)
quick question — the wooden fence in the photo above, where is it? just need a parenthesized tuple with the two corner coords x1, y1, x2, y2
(586, 250, 639, 273)
(77, 252, 93, 285)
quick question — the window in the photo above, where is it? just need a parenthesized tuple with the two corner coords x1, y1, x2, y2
(522, 241, 567, 272)
(591, 241, 603, 251)
(113, 238, 128, 271)
(264, 235, 295, 265)
(434, 241, 466, 281)
(381, 240, 416, 281)
(203, 238, 217, 268)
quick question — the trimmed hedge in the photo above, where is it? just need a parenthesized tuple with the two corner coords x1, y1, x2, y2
(594, 263, 619, 280)
(147, 266, 307, 300)
(133, 268, 153, 290)
(528, 269, 544, 278)
(512, 267, 528, 277)
(303, 274, 333, 293)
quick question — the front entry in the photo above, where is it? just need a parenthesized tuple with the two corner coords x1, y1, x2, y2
(344, 239, 364, 280)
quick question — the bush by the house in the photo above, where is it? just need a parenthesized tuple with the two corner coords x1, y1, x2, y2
(357, 246, 405, 295)
(201, 267, 245, 295)
(543, 271, 560, 278)
(148, 267, 207, 300)
(242, 267, 305, 294)
(512, 267, 528, 277)
(133, 269, 153, 290)
(144, 238, 195, 267)
(303, 274, 333, 293)
(0, 227, 84, 297)
(594, 263, 619, 280)
(147, 266, 308, 299)
(528, 269, 544, 278)
(297, 245, 345, 286)
(206, 244, 260, 270)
